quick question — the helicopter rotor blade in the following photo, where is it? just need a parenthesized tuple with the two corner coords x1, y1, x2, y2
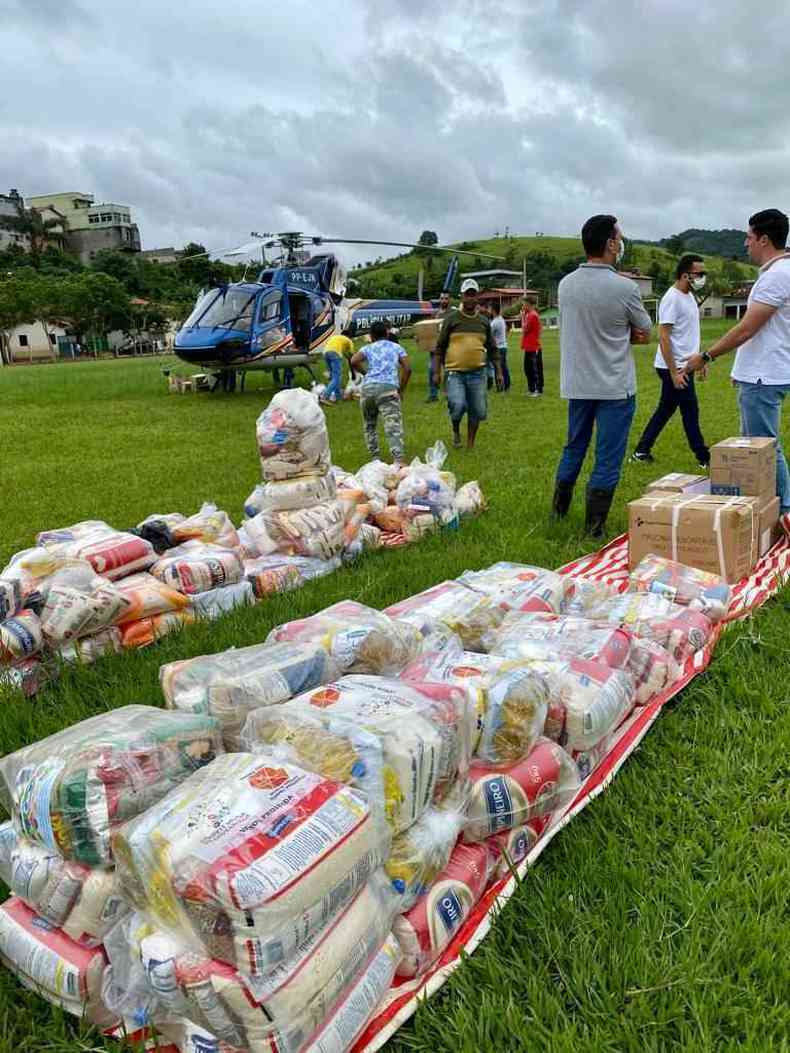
(307, 238, 506, 261)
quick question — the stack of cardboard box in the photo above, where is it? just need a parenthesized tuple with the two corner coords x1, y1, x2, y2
(628, 437, 780, 584)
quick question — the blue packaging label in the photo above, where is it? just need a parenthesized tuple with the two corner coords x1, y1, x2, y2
(436, 889, 464, 935)
(484, 775, 514, 833)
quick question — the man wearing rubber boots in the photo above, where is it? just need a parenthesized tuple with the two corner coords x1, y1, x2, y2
(552, 214, 653, 537)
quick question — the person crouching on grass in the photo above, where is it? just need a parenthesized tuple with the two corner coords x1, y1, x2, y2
(434, 278, 502, 450)
(351, 320, 412, 465)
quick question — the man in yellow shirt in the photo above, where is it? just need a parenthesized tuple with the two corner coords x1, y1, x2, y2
(321, 331, 354, 404)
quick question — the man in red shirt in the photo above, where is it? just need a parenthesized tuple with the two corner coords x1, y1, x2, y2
(521, 297, 543, 397)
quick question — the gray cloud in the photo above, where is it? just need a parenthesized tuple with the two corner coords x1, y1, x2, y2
(0, 0, 788, 265)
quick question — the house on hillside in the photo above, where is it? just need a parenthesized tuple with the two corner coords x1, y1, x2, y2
(477, 287, 540, 313)
(26, 191, 141, 264)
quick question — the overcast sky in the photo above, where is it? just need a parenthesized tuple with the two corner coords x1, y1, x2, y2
(2, 0, 789, 265)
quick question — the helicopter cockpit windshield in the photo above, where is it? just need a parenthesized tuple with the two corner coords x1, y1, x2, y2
(183, 288, 257, 332)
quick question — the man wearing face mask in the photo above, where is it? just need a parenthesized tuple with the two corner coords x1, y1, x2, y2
(631, 254, 710, 468)
(551, 214, 652, 537)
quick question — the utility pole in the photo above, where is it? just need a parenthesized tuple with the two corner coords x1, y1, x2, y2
(417, 266, 424, 301)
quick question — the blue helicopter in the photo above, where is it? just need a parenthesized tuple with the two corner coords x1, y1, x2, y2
(173, 232, 502, 390)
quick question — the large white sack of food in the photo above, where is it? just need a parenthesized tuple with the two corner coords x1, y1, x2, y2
(256, 389, 331, 481)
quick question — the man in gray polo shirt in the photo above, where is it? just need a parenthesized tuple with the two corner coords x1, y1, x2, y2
(552, 214, 652, 537)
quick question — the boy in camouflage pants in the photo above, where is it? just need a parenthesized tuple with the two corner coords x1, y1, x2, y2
(351, 320, 412, 463)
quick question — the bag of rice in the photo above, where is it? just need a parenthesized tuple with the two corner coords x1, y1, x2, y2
(385, 580, 504, 652)
(459, 562, 572, 615)
(0, 706, 222, 867)
(67, 528, 157, 580)
(462, 738, 581, 843)
(267, 600, 424, 675)
(150, 541, 244, 595)
(628, 555, 731, 623)
(161, 641, 343, 750)
(484, 611, 632, 669)
(244, 553, 341, 599)
(244, 473, 337, 517)
(256, 389, 331, 481)
(489, 816, 551, 879)
(112, 754, 387, 979)
(393, 840, 493, 977)
(170, 503, 241, 551)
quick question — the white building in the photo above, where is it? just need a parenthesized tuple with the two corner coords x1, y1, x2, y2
(8, 321, 67, 362)
(0, 190, 30, 252)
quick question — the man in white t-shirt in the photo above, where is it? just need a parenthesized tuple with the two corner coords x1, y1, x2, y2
(685, 209, 790, 513)
(632, 254, 710, 467)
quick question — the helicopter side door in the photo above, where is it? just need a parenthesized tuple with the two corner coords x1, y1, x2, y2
(251, 291, 288, 357)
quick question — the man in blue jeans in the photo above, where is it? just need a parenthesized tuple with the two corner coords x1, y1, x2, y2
(685, 208, 790, 514)
(552, 214, 653, 537)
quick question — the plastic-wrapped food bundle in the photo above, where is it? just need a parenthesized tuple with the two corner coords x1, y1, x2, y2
(257, 500, 347, 561)
(150, 541, 244, 595)
(244, 553, 341, 599)
(0, 896, 116, 1027)
(161, 641, 343, 750)
(112, 753, 387, 979)
(39, 561, 130, 643)
(119, 610, 195, 649)
(116, 572, 191, 620)
(0, 611, 43, 662)
(489, 816, 551, 879)
(395, 449, 456, 520)
(38, 523, 157, 581)
(36, 519, 114, 547)
(560, 575, 623, 616)
(400, 646, 549, 767)
(628, 555, 731, 623)
(572, 735, 613, 782)
(242, 675, 475, 834)
(623, 636, 680, 704)
(256, 389, 331, 481)
(580, 594, 714, 664)
(267, 600, 425, 675)
(454, 480, 486, 518)
(0, 705, 222, 867)
(355, 460, 400, 513)
(484, 611, 632, 669)
(239, 515, 278, 559)
(385, 581, 504, 652)
(462, 738, 581, 843)
(0, 821, 128, 945)
(393, 840, 493, 978)
(0, 575, 22, 622)
(341, 523, 383, 564)
(189, 580, 255, 620)
(170, 503, 241, 551)
(459, 562, 571, 615)
(385, 807, 464, 911)
(244, 474, 337, 518)
(58, 626, 123, 664)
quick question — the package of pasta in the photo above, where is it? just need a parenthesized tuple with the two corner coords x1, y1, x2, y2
(400, 646, 550, 767)
(170, 503, 241, 551)
(0, 705, 222, 867)
(580, 595, 714, 664)
(111, 753, 387, 979)
(116, 572, 191, 621)
(0, 822, 128, 946)
(161, 641, 343, 749)
(0, 896, 116, 1026)
(628, 555, 731, 623)
(484, 611, 632, 669)
(259, 499, 347, 561)
(458, 562, 572, 615)
(385, 580, 504, 652)
(393, 840, 493, 978)
(0, 610, 43, 663)
(256, 388, 331, 481)
(267, 600, 425, 675)
(244, 473, 337, 517)
(244, 553, 341, 599)
(39, 561, 130, 643)
(242, 675, 475, 834)
(118, 609, 195, 649)
(462, 738, 581, 843)
(526, 657, 634, 751)
(385, 807, 464, 911)
(150, 541, 244, 595)
(489, 816, 551, 879)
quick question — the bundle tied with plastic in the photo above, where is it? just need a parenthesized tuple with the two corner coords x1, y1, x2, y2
(0, 705, 223, 867)
(169, 503, 241, 552)
(385, 580, 505, 652)
(150, 540, 244, 596)
(244, 553, 341, 600)
(483, 611, 633, 669)
(254, 499, 348, 561)
(36, 520, 157, 580)
(111, 753, 389, 980)
(244, 473, 337, 518)
(628, 555, 731, 624)
(161, 640, 343, 749)
(459, 562, 572, 615)
(266, 600, 427, 676)
(103, 873, 399, 1053)
(385, 807, 465, 911)
(38, 560, 131, 643)
(241, 675, 476, 835)
(395, 442, 457, 523)
(400, 645, 550, 767)
(577, 594, 713, 665)
(0, 821, 127, 946)
(256, 389, 331, 481)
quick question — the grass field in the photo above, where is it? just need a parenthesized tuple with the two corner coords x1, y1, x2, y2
(0, 322, 788, 1052)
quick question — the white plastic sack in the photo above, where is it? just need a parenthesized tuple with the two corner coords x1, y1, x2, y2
(244, 473, 337, 517)
(256, 389, 331, 481)
(150, 540, 244, 595)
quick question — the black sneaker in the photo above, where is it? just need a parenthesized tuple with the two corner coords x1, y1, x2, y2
(631, 451, 654, 464)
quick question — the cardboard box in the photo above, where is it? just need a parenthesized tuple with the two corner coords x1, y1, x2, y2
(413, 318, 443, 353)
(647, 472, 710, 496)
(710, 436, 776, 503)
(628, 493, 760, 583)
(758, 495, 781, 556)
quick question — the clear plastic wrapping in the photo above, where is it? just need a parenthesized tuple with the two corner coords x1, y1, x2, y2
(395, 453, 456, 520)
(580, 595, 714, 664)
(111, 753, 388, 979)
(256, 389, 331, 481)
(189, 580, 255, 620)
(459, 562, 571, 615)
(119, 610, 195, 649)
(0, 705, 223, 867)
(150, 541, 244, 595)
(355, 461, 400, 513)
(244, 554, 341, 599)
(454, 480, 486, 518)
(37, 522, 156, 580)
(462, 738, 582, 843)
(39, 561, 130, 643)
(170, 503, 241, 551)
(244, 474, 337, 518)
(242, 675, 475, 835)
(258, 500, 347, 561)
(267, 600, 425, 676)
(161, 641, 343, 749)
(525, 657, 634, 750)
(484, 611, 632, 669)
(628, 555, 731, 623)
(393, 840, 493, 978)
(0, 611, 43, 662)
(385, 581, 505, 652)
(116, 572, 191, 620)
(385, 807, 464, 911)
(560, 576, 623, 616)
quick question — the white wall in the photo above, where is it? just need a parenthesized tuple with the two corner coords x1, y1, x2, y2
(10, 321, 66, 361)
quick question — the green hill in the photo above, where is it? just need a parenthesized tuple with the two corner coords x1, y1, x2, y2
(656, 229, 749, 260)
(350, 234, 756, 304)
